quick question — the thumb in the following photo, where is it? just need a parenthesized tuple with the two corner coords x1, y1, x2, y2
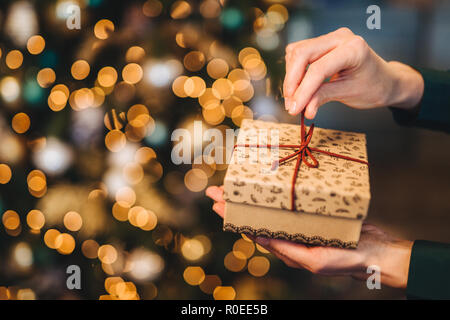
(304, 81, 345, 119)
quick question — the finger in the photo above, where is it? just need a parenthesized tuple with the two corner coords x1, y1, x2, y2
(212, 201, 225, 218)
(255, 237, 313, 267)
(289, 43, 358, 116)
(303, 80, 346, 119)
(271, 250, 300, 268)
(206, 186, 225, 203)
(250, 237, 300, 268)
(283, 28, 353, 104)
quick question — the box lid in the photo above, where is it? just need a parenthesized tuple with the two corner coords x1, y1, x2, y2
(223, 119, 370, 220)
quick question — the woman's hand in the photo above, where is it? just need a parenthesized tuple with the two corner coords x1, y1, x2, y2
(206, 185, 413, 289)
(284, 27, 424, 119)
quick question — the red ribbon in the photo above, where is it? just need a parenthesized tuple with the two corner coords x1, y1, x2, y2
(233, 112, 369, 211)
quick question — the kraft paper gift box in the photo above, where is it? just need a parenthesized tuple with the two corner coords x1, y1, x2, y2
(222, 118, 370, 248)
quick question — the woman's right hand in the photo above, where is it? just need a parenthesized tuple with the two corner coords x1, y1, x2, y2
(283, 27, 424, 119)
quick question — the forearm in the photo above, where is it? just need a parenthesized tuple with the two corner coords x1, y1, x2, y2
(386, 61, 424, 110)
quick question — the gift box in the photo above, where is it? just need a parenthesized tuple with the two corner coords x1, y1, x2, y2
(223, 117, 370, 248)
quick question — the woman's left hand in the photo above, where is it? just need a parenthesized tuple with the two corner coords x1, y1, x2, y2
(206, 185, 413, 289)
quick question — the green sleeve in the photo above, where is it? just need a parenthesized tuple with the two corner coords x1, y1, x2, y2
(390, 68, 450, 132)
(407, 240, 450, 299)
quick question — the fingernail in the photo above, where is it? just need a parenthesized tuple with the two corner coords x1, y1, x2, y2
(255, 237, 269, 246)
(288, 101, 297, 115)
(284, 97, 290, 110)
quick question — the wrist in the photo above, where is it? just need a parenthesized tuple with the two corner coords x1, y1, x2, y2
(386, 61, 424, 110)
(366, 239, 413, 289)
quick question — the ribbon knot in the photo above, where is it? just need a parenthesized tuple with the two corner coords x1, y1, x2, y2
(271, 115, 318, 171)
(233, 112, 369, 211)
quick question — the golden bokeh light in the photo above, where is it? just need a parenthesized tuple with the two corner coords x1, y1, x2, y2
(126, 46, 146, 63)
(122, 63, 143, 84)
(115, 282, 139, 300)
(105, 276, 124, 295)
(231, 105, 253, 127)
(44, 229, 61, 249)
(184, 169, 208, 192)
(183, 266, 205, 286)
(139, 210, 157, 231)
(128, 206, 148, 227)
(175, 32, 186, 48)
(224, 251, 247, 272)
(91, 87, 106, 107)
(11, 113, 30, 134)
(192, 156, 216, 178)
(98, 66, 118, 88)
(183, 51, 206, 72)
(28, 176, 46, 192)
(17, 289, 36, 300)
(48, 84, 70, 112)
(143, 0, 163, 17)
(37, 68, 56, 88)
(172, 75, 188, 98)
(127, 104, 149, 124)
(26, 210, 45, 231)
(238, 47, 261, 66)
(268, 4, 289, 23)
(112, 202, 130, 222)
(0, 164, 12, 184)
(115, 186, 136, 207)
(207, 58, 229, 79)
(72, 88, 95, 110)
(228, 68, 251, 83)
(256, 243, 270, 254)
(71, 60, 90, 80)
(233, 79, 254, 102)
(94, 19, 115, 40)
(198, 88, 221, 110)
(135, 147, 156, 164)
(105, 129, 126, 152)
(247, 256, 270, 277)
(212, 78, 234, 99)
(56, 233, 76, 255)
(6, 50, 23, 70)
(82, 240, 100, 259)
(27, 35, 45, 55)
(181, 238, 204, 261)
(170, 1, 192, 19)
(184, 76, 206, 98)
(233, 238, 255, 259)
(63, 211, 83, 232)
(202, 103, 225, 125)
(222, 95, 244, 117)
(2, 210, 20, 230)
(98, 244, 118, 264)
(213, 286, 236, 300)
(27, 170, 47, 194)
(242, 58, 267, 80)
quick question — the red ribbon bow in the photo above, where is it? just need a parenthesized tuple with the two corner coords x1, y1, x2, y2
(233, 112, 369, 211)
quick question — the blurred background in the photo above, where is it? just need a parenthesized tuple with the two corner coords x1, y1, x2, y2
(0, 0, 449, 300)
